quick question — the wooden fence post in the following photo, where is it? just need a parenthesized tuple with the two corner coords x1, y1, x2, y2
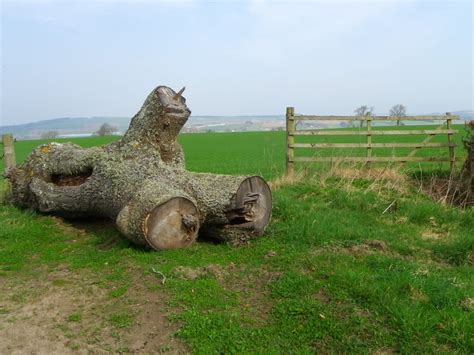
(286, 107, 295, 176)
(2, 134, 16, 174)
(446, 113, 455, 171)
(366, 113, 372, 167)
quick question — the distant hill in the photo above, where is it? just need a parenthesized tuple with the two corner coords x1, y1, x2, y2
(1, 110, 472, 139)
(0, 116, 130, 139)
(0, 115, 286, 139)
(432, 110, 474, 120)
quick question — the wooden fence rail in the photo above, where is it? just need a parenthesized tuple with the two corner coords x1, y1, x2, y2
(286, 108, 458, 175)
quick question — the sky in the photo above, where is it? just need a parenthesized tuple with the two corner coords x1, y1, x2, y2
(1, 0, 472, 125)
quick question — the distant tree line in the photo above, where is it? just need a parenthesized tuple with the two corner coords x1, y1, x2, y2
(354, 104, 407, 126)
(41, 131, 59, 139)
(40, 123, 119, 139)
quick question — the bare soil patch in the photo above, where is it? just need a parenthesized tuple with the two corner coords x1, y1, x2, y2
(224, 266, 281, 325)
(460, 297, 474, 311)
(314, 288, 331, 304)
(173, 263, 237, 281)
(312, 240, 390, 258)
(0, 267, 187, 354)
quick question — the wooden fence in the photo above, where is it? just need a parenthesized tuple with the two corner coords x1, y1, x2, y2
(1, 134, 16, 175)
(286, 108, 459, 175)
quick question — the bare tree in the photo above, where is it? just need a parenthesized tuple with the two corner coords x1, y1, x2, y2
(389, 104, 407, 126)
(354, 105, 374, 128)
(96, 123, 117, 136)
(41, 131, 59, 139)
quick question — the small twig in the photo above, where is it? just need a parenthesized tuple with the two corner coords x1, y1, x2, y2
(382, 200, 396, 214)
(151, 267, 167, 285)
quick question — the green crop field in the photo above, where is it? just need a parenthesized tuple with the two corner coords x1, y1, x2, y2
(0, 127, 473, 353)
(0, 124, 469, 176)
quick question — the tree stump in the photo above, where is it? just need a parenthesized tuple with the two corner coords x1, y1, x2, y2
(6, 86, 272, 249)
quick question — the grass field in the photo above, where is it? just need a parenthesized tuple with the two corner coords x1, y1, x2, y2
(0, 127, 473, 353)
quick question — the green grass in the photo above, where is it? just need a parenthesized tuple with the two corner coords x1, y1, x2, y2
(0, 132, 285, 179)
(0, 128, 472, 353)
(68, 313, 82, 322)
(109, 313, 133, 329)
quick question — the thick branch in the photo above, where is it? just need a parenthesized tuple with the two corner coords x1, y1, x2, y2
(119, 86, 190, 166)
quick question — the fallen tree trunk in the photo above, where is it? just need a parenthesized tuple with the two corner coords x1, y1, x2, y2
(6, 85, 272, 249)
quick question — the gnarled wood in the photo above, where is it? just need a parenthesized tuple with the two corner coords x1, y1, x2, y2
(6, 85, 272, 250)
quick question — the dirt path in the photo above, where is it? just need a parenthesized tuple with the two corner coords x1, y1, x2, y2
(0, 267, 187, 354)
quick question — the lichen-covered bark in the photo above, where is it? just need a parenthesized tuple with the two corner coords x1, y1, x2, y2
(6, 85, 272, 249)
(119, 86, 188, 167)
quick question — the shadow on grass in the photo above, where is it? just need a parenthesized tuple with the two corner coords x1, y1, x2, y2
(65, 217, 149, 252)
(67, 216, 223, 251)
(409, 168, 454, 181)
